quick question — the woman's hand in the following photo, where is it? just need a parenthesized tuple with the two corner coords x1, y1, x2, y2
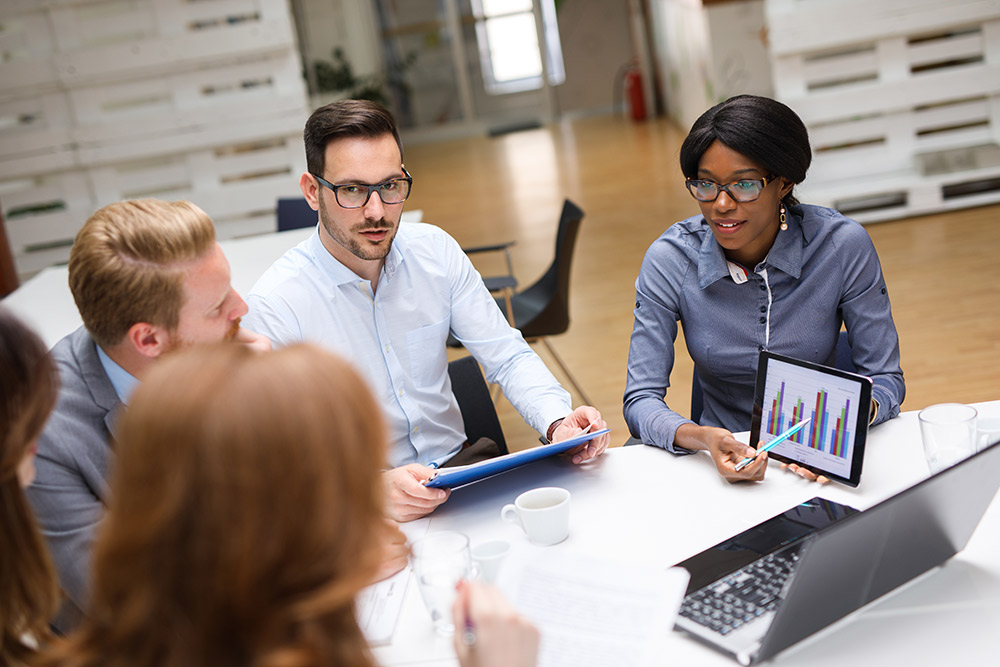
(780, 462, 830, 484)
(452, 580, 539, 667)
(675, 424, 768, 482)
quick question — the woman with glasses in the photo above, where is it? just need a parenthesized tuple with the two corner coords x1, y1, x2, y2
(1, 307, 60, 665)
(623, 95, 904, 483)
(39, 343, 538, 667)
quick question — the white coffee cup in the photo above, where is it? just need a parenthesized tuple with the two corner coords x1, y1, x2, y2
(471, 539, 512, 583)
(501, 486, 570, 546)
(918, 403, 978, 474)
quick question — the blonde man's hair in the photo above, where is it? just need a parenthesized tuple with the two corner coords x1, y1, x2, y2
(68, 199, 216, 348)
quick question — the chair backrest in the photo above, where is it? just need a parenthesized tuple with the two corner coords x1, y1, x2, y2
(276, 197, 317, 232)
(514, 199, 584, 338)
(690, 330, 856, 423)
(448, 355, 508, 455)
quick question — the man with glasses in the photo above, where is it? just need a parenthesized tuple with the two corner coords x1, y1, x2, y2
(246, 100, 609, 522)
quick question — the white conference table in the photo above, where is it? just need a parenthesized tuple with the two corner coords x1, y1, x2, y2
(374, 401, 1000, 667)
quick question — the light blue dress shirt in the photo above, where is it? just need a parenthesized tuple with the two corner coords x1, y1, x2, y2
(95, 344, 140, 405)
(624, 204, 905, 453)
(245, 222, 572, 467)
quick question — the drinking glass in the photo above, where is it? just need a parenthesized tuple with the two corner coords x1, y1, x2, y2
(919, 403, 978, 474)
(410, 531, 472, 635)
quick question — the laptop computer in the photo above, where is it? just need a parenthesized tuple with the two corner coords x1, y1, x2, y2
(674, 437, 1000, 665)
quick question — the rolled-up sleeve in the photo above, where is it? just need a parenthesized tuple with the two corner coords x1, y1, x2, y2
(444, 233, 572, 435)
(837, 229, 905, 424)
(623, 240, 696, 453)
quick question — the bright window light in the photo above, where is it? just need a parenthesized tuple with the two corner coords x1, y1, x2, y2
(473, 0, 565, 95)
(482, 0, 532, 13)
(485, 15, 541, 82)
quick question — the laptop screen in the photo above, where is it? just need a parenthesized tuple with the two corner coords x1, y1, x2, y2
(677, 497, 860, 594)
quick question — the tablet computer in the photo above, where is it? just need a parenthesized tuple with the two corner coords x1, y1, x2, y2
(749, 351, 872, 487)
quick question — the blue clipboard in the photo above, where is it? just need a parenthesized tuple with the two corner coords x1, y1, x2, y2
(424, 428, 610, 489)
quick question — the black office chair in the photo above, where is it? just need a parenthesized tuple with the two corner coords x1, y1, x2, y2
(455, 199, 592, 405)
(276, 197, 317, 232)
(627, 330, 857, 445)
(448, 355, 509, 455)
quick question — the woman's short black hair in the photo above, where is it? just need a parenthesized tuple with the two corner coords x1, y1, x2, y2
(679, 95, 811, 206)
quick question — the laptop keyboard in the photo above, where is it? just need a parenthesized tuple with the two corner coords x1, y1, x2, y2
(679, 545, 802, 636)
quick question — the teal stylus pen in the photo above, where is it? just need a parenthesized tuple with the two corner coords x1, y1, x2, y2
(734, 417, 812, 472)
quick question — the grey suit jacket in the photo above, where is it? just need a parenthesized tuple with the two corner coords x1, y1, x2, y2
(26, 326, 121, 633)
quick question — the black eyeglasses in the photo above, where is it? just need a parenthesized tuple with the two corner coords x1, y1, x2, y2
(312, 168, 413, 208)
(685, 176, 771, 203)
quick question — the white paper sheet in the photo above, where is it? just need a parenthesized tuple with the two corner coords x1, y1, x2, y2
(357, 518, 430, 645)
(500, 550, 690, 667)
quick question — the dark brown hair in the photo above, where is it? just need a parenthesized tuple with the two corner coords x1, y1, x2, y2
(41, 344, 387, 667)
(0, 306, 59, 664)
(304, 99, 403, 177)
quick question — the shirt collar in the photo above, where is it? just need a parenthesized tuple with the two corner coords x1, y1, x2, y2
(307, 224, 404, 286)
(764, 208, 804, 280)
(696, 208, 805, 288)
(95, 344, 140, 405)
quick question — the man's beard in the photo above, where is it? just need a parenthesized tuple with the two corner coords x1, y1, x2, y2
(163, 316, 241, 354)
(318, 196, 396, 261)
(226, 317, 241, 342)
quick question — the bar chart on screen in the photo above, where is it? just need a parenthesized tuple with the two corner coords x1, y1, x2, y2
(761, 357, 864, 478)
(766, 382, 853, 459)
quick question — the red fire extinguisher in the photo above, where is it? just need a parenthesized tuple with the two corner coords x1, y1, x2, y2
(624, 67, 646, 121)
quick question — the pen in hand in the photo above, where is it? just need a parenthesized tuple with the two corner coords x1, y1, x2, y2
(734, 418, 811, 472)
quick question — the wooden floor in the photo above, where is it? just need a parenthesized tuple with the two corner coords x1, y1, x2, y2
(403, 113, 1000, 452)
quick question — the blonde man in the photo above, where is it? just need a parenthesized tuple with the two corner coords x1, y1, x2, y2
(27, 199, 269, 632)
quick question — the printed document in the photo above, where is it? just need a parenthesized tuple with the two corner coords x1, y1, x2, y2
(500, 550, 689, 667)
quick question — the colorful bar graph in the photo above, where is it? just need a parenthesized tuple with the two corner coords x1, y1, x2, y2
(766, 389, 850, 460)
(768, 382, 785, 434)
(830, 399, 851, 458)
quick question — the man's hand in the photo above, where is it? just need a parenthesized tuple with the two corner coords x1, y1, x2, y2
(551, 406, 610, 464)
(675, 424, 767, 482)
(383, 463, 450, 522)
(372, 519, 410, 583)
(232, 326, 272, 352)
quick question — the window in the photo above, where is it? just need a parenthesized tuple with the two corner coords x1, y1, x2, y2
(473, 0, 565, 95)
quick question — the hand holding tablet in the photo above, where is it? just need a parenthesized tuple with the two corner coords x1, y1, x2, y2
(749, 351, 873, 487)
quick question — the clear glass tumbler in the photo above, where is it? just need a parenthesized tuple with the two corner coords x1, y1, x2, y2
(918, 403, 978, 474)
(410, 531, 472, 635)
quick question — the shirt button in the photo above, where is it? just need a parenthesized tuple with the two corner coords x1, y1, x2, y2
(413, 426, 420, 434)
(759, 284, 766, 291)
(398, 388, 404, 396)
(759, 316, 766, 324)
(759, 306, 766, 313)
(384, 344, 390, 353)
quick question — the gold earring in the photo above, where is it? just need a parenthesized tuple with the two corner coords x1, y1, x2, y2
(779, 205, 788, 231)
